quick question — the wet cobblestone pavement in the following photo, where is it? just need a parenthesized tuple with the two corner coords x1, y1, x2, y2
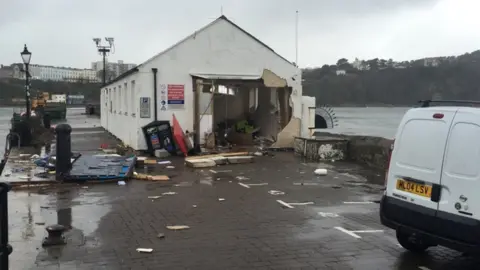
(6, 126, 480, 269)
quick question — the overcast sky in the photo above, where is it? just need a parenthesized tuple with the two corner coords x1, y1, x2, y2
(1, 0, 479, 69)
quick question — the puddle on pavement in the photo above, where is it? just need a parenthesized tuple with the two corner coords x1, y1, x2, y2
(9, 187, 112, 269)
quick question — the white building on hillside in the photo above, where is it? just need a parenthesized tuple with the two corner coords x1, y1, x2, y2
(13, 64, 98, 82)
(100, 15, 316, 151)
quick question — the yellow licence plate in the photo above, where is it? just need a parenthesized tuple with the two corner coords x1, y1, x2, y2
(396, 179, 432, 198)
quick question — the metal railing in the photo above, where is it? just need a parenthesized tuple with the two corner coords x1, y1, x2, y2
(0, 182, 12, 269)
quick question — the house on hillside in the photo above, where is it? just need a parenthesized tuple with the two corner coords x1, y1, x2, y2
(100, 15, 316, 151)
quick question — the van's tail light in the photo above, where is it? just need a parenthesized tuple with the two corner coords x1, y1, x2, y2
(385, 139, 395, 187)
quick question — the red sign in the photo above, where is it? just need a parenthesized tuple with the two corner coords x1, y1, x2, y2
(167, 84, 185, 105)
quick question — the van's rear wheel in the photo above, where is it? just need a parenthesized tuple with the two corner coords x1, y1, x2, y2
(396, 230, 430, 253)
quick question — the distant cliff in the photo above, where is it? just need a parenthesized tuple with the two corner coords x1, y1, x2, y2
(303, 50, 480, 106)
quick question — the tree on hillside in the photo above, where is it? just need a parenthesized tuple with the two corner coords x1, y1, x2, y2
(301, 51, 480, 106)
(336, 58, 349, 66)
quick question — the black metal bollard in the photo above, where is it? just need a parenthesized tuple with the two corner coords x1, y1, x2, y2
(0, 182, 13, 269)
(55, 124, 72, 180)
(43, 113, 51, 129)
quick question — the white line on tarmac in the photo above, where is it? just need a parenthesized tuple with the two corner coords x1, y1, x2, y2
(350, 230, 384, 233)
(248, 183, 268, 186)
(293, 182, 319, 186)
(418, 267, 431, 270)
(238, 183, 250, 189)
(334, 227, 361, 239)
(288, 202, 314, 206)
(277, 200, 294, 209)
(343, 201, 374, 204)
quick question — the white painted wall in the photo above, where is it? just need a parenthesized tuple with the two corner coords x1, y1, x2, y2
(101, 18, 307, 150)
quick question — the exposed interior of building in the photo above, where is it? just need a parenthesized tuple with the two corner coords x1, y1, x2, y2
(192, 69, 293, 149)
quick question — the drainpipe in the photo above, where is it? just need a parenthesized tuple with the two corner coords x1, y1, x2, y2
(151, 68, 158, 121)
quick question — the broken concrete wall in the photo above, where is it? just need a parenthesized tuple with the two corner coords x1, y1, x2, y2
(303, 132, 393, 170)
(294, 137, 347, 161)
(272, 117, 300, 148)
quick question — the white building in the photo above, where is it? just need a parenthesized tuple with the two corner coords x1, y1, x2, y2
(336, 70, 346, 76)
(14, 64, 98, 82)
(100, 15, 315, 151)
(91, 60, 136, 79)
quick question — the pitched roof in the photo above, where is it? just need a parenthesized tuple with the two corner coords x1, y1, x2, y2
(104, 15, 294, 88)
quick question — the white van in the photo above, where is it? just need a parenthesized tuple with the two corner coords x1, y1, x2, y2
(381, 104, 480, 253)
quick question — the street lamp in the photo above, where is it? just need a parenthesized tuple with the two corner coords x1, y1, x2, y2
(20, 44, 32, 119)
(93, 37, 115, 85)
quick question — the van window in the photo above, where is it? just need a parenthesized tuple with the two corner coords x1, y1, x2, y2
(443, 122, 480, 178)
(395, 119, 448, 172)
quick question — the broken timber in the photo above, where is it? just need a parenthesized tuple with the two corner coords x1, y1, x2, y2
(185, 152, 254, 168)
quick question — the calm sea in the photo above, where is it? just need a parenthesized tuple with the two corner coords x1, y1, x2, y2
(0, 107, 409, 157)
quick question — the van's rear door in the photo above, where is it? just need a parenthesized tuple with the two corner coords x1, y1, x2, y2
(438, 108, 480, 226)
(386, 107, 457, 211)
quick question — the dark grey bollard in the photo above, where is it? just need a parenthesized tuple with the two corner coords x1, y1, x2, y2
(43, 113, 51, 129)
(55, 124, 72, 180)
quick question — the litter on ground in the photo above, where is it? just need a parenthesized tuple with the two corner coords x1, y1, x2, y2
(136, 248, 153, 253)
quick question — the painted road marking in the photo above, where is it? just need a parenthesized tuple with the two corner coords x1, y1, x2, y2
(418, 267, 431, 270)
(343, 201, 373, 204)
(335, 227, 361, 239)
(318, 212, 339, 218)
(276, 200, 294, 209)
(350, 230, 384, 233)
(335, 227, 384, 239)
(288, 202, 314, 206)
(248, 183, 268, 186)
(238, 183, 250, 189)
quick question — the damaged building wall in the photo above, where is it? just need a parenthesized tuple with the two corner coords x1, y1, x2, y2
(252, 87, 279, 140)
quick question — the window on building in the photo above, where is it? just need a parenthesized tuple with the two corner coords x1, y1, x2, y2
(109, 88, 112, 113)
(118, 85, 122, 114)
(113, 87, 116, 113)
(124, 82, 128, 114)
(131, 80, 136, 116)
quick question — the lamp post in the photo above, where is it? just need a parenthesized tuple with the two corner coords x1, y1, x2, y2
(93, 37, 115, 86)
(20, 44, 32, 119)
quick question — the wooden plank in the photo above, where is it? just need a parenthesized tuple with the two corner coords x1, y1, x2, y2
(185, 152, 249, 161)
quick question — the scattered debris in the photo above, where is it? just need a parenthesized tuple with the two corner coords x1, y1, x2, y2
(314, 168, 328, 176)
(144, 159, 157, 165)
(81, 186, 89, 189)
(136, 248, 153, 253)
(248, 183, 268, 186)
(192, 205, 197, 208)
(268, 190, 285, 196)
(253, 152, 263, 156)
(209, 169, 232, 174)
(218, 198, 225, 201)
(117, 181, 126, 186)
(157, 233, 165, 239)
(162, 192, 177, 195)
(235, 176, 249, 181)
(331, 185, 342, 189)
(155, 149, 170, 158)
(293, 182, 319, 186)
(148, 196, 162, 199)
(166, 225, 190, 230)
(157, 160, 172, 165)
(134, 173, 170, 181)
(35, 222, 46, 225)
(166, 166, 175, 169)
